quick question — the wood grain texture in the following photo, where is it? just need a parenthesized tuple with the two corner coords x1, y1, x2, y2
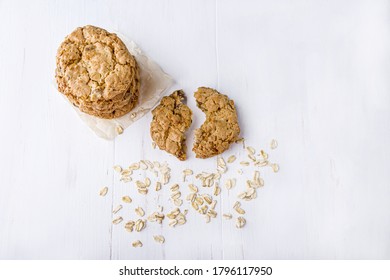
(0, 0, 389, 259)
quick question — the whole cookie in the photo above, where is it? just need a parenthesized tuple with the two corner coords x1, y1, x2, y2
(150, 90, 192, 161)
(192, 87, 240, 158)
(55, 25, 140, 119)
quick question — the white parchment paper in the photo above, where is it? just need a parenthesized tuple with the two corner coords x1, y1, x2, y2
(60, 34, 173, 140)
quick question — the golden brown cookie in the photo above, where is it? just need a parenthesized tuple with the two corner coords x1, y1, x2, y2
(150, 90, 192, 161)
(55, 25, 140, 119)
(192, 87, 240, 158)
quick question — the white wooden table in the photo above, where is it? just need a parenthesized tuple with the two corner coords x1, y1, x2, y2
(1, 0, 389, 260)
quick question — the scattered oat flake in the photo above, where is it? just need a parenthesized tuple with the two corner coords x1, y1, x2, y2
(203, 194, 212, 204)
(246, 146, 256, 155)
(227, 155, 236, 163)
(225, 179, 232, 190)
(138, 189, 148, 195)
(236, 216, 246, 229)
(155, 182, 162, 191)
(145, 160, 154, 169)
(254, 171, 260, 181)
(174, 199, 183, 206)
(121, 168, 132, 175)
(135, 207, 145, 217)
(99, 187, 108, 196)
(188, 184, 198, 193)
(218, 156, 226, 167)
(113, 165, 122, 173)
(225, 178, 236, 190)
(255, 160, 268, 167)
(122, 196, 132, 203)
(248, 154, 257, 161)
(238, 192, 247, 199)
(208, 209, 217, 218)
(214, 186, 221, 196)
(247, 187, 256, 196)
(129, 162, 140, 170)
(183, 169, 193, 175)
(258, 177, 264, 187)
(223, 213, 232, 220)
(196, 196, 204, 205)
(177, 218, 186, 225)
(260, 150, 269, 160)
(233, 201, 241, 209)
(199, 205, 208, 215)
(171, 191, 181, 199)
(153, 235, 165, 244)
(135, 219, 146, 232)
(116, 125, 124, 135)
(240, 161, 250, 166)
(271, 163, 279, 173)
(217, 156, 227, 173)
(112, 217, 123, 225)
(112, 205, 123, 214)
(270, 139, 278, 149)
(120, 177, 132, 183)
(125, 221, 135, 232)
(235, 206, 246, 215)
(236, 138, 245, 148)
(132, 240, 143, 247)
(148, 212, 165, 224)
(140, 161, 148, 170)
(192, 201, 199, 210)
(163, 173, 170, 185)
(186, 193, 196, 202)
(170, 184, 180, 192)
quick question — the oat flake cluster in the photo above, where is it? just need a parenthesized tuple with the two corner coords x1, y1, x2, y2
(99, 139, 279, 248)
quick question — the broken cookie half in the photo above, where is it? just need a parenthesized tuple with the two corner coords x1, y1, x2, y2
(193, 87, 240, 159)
(150, 90, 192, 160)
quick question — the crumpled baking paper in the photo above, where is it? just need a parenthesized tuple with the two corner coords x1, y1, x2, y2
(59, 33, 173, 140)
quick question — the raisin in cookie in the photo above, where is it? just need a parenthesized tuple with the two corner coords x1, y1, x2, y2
(55, 25, 140, 119)
(150, 90, 192, 161)
(192, 87, 240, 158)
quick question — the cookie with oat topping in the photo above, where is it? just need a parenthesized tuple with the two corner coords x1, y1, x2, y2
(150, 90, 192, 160)
(192, 87, 240, 158)
(55, 25, 140, 119)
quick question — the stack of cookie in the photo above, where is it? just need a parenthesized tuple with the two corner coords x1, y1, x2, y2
(55, 25, 140, 119)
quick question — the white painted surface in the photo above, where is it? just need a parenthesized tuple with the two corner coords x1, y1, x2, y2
(0, 0, 389, 259)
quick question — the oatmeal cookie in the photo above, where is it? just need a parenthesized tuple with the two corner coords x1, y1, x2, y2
(192, 87, 240, 158)
(55, 25, 140, 119)
(150, 90, 192, 161)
